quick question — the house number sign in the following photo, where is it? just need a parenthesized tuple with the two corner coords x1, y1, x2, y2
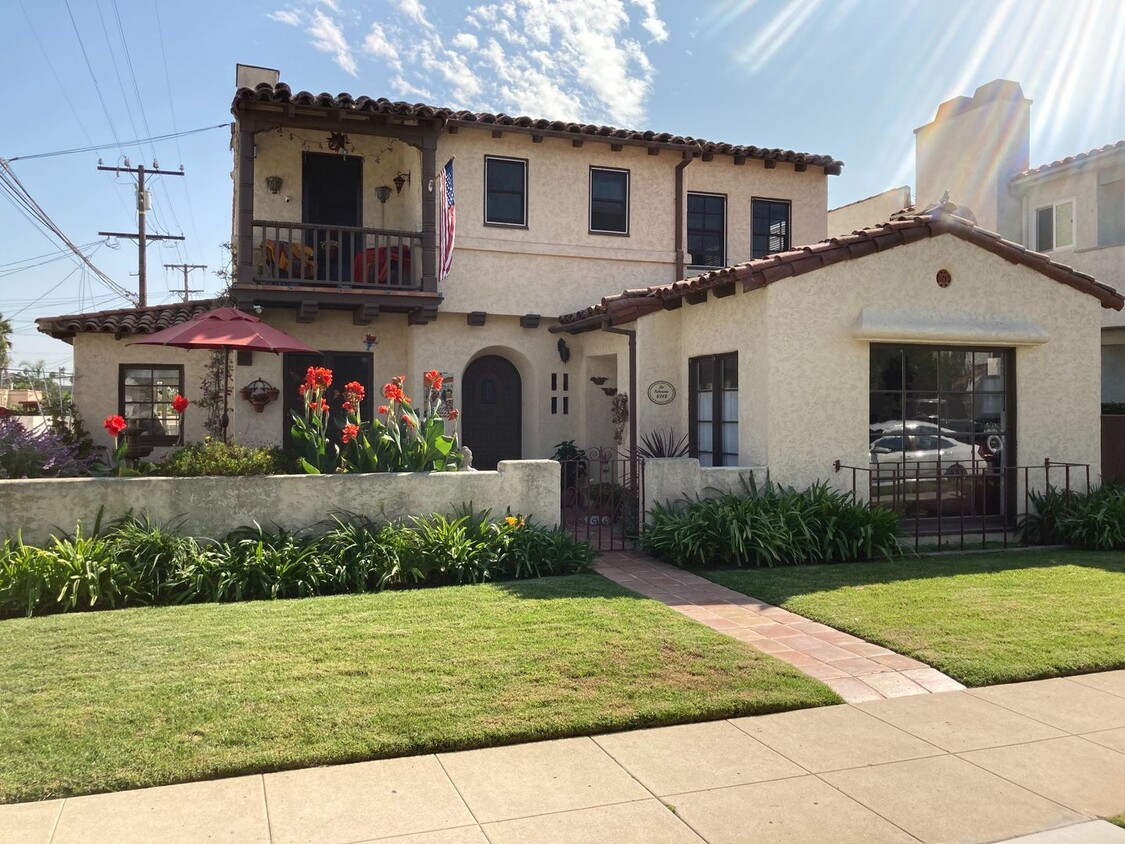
(647, 381, 676, 405)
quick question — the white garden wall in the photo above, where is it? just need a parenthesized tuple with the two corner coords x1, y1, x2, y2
(644, 458, 768, 519)
(0, 460, 560, 546)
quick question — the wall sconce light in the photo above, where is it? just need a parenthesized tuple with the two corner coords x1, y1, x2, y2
(557, 338, 571, 363)
(393, 171, 411, 194)
(374, 185, 392, 204)
(364, 333, 379, 351)
(265, 175, 283, 194)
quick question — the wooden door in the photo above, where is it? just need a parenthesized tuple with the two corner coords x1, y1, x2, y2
(462, 355, 522, 470)
(282, 351, 372, 449)
(302, 153, 362, 282)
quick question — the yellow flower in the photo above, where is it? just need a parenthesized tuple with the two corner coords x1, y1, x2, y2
(505, 515, 525, 528)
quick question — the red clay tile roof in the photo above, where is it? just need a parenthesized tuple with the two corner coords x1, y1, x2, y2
(232, 83, 843, 174)
(556, 208, 1124, 331)
(37, 300, 219, 342)
(1015, 139, 1125, 179)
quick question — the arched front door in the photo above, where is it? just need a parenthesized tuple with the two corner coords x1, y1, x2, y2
(462, 355, 522, 470)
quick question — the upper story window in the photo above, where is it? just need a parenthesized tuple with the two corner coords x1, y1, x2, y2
(1097, 169, 1125, 247)
(119, 364, 184, 447)
(687, 193, 726, 268)
(484, 156, 528, 227)
(1035, 199, 1074, 251)
(590, 167, 629, 234)
(752, 198, 791, 258)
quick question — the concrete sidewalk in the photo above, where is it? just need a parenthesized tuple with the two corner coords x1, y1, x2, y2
(4, 672, 1125, 843)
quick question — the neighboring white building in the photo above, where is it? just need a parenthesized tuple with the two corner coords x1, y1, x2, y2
(828, 79, 1125, 402)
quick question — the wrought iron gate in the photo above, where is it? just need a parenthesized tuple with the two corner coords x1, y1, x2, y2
(559, 447, 645, 551)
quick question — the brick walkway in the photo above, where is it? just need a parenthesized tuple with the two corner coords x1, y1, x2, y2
(595, 551, 965, 703)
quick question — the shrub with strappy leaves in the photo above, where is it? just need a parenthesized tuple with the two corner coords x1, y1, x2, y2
(0, 509, 595, 617)
(1023, 485, 1125, 550)
(643, 477, 902, 568)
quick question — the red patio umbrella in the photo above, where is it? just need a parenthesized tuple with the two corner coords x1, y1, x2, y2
(128, 307, 320, 440)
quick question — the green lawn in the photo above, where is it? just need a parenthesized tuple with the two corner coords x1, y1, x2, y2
(702, 550, 1125, 687)
(0, 575, 836, 803)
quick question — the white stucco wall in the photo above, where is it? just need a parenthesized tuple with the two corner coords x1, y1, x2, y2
(629, 233, 1105, 492)
(644, 458, 767, 514)
(70, 334, 211, 460)
(0, 460, 560, 546)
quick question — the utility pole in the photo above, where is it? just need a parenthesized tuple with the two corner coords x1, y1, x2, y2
(98, 163, 185, 307)
(164, 263, 206, 302)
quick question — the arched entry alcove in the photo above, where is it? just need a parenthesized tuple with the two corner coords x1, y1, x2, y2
(461, 354, 522, 469)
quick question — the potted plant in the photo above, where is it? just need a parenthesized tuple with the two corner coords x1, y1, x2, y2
(553, 440, 585, 503)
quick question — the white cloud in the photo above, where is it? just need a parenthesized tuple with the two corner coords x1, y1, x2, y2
(451, 32, 479, 50)
(396, 0, 434, 29)
(364, 22, 402, 71)
(630, 0, 668, 42)
(275, 0, 668, 125)
(309, 9, 358, 76)
(268, 9, 302, 26)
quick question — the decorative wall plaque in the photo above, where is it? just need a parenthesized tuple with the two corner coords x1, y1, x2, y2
(647, 380, 676, 405)
(936, 268, 952, 288)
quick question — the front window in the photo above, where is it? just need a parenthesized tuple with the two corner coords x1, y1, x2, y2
(689, 353, 738, 466)
(752, 198, 791, 258)
(589, 167, 629, 234)
(484, 156, 527, 226)
(119, 365, 184, 446)
(687, 193, 726, 268)
(869, 345, 1013, 523)
(1035, 200, 1074, 251)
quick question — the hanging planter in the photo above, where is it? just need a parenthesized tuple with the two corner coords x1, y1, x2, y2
(239, 378, 280, 413)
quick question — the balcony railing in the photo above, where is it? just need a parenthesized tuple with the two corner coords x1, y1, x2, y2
(251, 221, 423, 290)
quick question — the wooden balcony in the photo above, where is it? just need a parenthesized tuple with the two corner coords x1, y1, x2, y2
(233, 221, 440, 323)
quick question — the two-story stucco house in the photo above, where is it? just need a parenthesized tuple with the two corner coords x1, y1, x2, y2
(38, 64, 841, 469)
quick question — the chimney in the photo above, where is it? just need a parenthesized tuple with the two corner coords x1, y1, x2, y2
(235, 64, 281, 90)
(915, 80, 1030, 237)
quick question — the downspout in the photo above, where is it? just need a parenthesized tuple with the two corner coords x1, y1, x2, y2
(674, 151, 695, 280)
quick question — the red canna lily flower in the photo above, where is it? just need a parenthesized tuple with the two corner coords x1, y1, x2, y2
(171, 394, 189, 414)
(377, 405, 389, 415)
(402, 414, 415, 428)
(342, 400, 355, 413)
(382, 382, 405, 402)
(317, 398, 329, 413)
(104, 415, 127, 437)
(341, 423, 359, 444)
(447, 408, 460, 421)
(343, 381, 365, 403)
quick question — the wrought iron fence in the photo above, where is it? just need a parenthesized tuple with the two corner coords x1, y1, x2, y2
(558, 447, 645, 551)
(832, 457, 1091, 551)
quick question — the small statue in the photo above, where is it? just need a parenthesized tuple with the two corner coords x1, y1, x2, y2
(460, 445, 476, 471)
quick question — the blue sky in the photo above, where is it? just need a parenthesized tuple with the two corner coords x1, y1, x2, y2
(4, 0, 1124, 367)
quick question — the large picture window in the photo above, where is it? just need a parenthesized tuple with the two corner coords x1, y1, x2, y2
(687, 193, 726, 268)
(484, 156, 528, 227)
(869, 344, 1014, 522)
(589, 167, 629, 234)
(119, 364, 184, 446)
(752, 198, 790, 258)
(689, 353, 738, 466)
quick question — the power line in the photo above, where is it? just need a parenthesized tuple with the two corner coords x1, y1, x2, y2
(164, 263, 206, 302)
(0, 160, 134, 302)
(6, 124, 230, 163)
(63, 0, 126, 156)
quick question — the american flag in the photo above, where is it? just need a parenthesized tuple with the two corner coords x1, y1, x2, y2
(438, 158, 455, 280)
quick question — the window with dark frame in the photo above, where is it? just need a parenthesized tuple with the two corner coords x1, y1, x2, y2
(118, 364, 184, 446)
(590, 167, 629, 234)
(484, 156, 527, 226)
(687, 193, 726, 267)
(752, 198, 790, 258)
(689, 353, 738, 466)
